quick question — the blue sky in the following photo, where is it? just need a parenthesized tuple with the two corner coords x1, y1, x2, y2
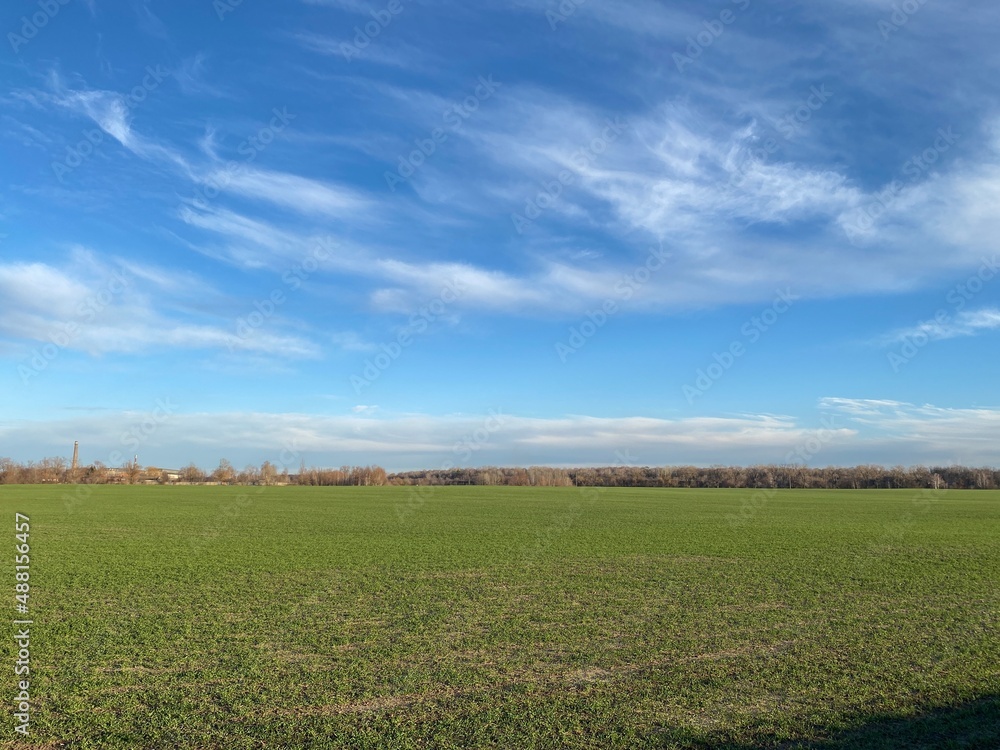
(1, 0, 999, 471)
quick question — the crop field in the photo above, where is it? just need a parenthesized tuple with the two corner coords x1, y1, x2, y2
(0, 485, 997, 749)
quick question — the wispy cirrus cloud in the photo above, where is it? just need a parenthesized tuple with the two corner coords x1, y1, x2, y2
(881, 308, 1000, 345)
(174, 54, 231, 98)
(21, 60, 1000, 322)
(18, 74, 193, 175)
(215, 167, 372, 219)
(294, 32, 426, 68)
(450, 91, 1000, 307)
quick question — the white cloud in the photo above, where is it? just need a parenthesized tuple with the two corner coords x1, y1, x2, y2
(38, 79, 191, 172)
(4, 400, 997, 470)
(209, 167, 371, 219)
(397, 86, 1000, 312)
(0, 261, 92, 319)
(134, 0, 169, 39)
(883, 308, 1000, 344)
(174, 54, 230, 98)
(2, 409, 848, 470)
(370, 259, 549, 313)
(178, 205, 299, 258)
(0, 255, 318, 359)
(819, 399, 1000, 465)
(296, 32, 423, 68)
(15, 13, 1000, 328)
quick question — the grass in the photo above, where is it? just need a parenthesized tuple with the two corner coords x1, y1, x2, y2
(0, 485, 997, 749)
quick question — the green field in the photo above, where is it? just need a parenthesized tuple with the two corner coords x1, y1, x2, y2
(1, 485, 997, 749)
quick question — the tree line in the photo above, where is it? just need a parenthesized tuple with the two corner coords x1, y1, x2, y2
(1, 458, 997, 489)
(0, 457, 388, 487)
(389, 464, 998, 489)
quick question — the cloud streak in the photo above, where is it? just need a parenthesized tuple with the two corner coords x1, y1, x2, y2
(3, 400, 997, 471)
(884, 308, 1000, 344)
(0, 255, 318, 359)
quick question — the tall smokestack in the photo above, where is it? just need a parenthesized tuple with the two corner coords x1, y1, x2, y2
(71, 441, 80, 470)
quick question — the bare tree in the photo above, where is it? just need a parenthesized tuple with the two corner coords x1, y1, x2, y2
(124, 459, 142, 485)
(179, 463, 205, 483)
(238, 464, 260, 485)
(212, 459, 236, 485)
(260, 460, 277, 486)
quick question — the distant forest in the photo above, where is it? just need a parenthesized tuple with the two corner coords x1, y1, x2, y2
(1, 458, 998, 490)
